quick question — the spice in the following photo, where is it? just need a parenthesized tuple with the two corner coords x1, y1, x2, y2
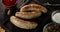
(45, 24, 60, 32)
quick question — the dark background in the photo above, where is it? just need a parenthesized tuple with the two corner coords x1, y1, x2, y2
(0, 0, 60, 32)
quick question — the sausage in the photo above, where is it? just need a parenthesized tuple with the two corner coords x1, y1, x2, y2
(20, 4, 47, 13)
(15, 12, 41, 19)
(10, 16, 38, 29)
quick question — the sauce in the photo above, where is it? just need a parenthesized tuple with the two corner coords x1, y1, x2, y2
(52, 13, 60, 23)
(3, 0, 17, 7)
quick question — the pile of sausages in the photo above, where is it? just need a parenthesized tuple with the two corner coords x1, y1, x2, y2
(10, 4, 47, 29)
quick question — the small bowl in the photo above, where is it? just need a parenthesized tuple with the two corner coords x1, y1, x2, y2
(51, 10, 60, 16)
(43, 22, 60, 32)
(51, 10, 60, 24)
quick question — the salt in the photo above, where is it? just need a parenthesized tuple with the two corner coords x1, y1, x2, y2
(52, 13, 60, 23)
